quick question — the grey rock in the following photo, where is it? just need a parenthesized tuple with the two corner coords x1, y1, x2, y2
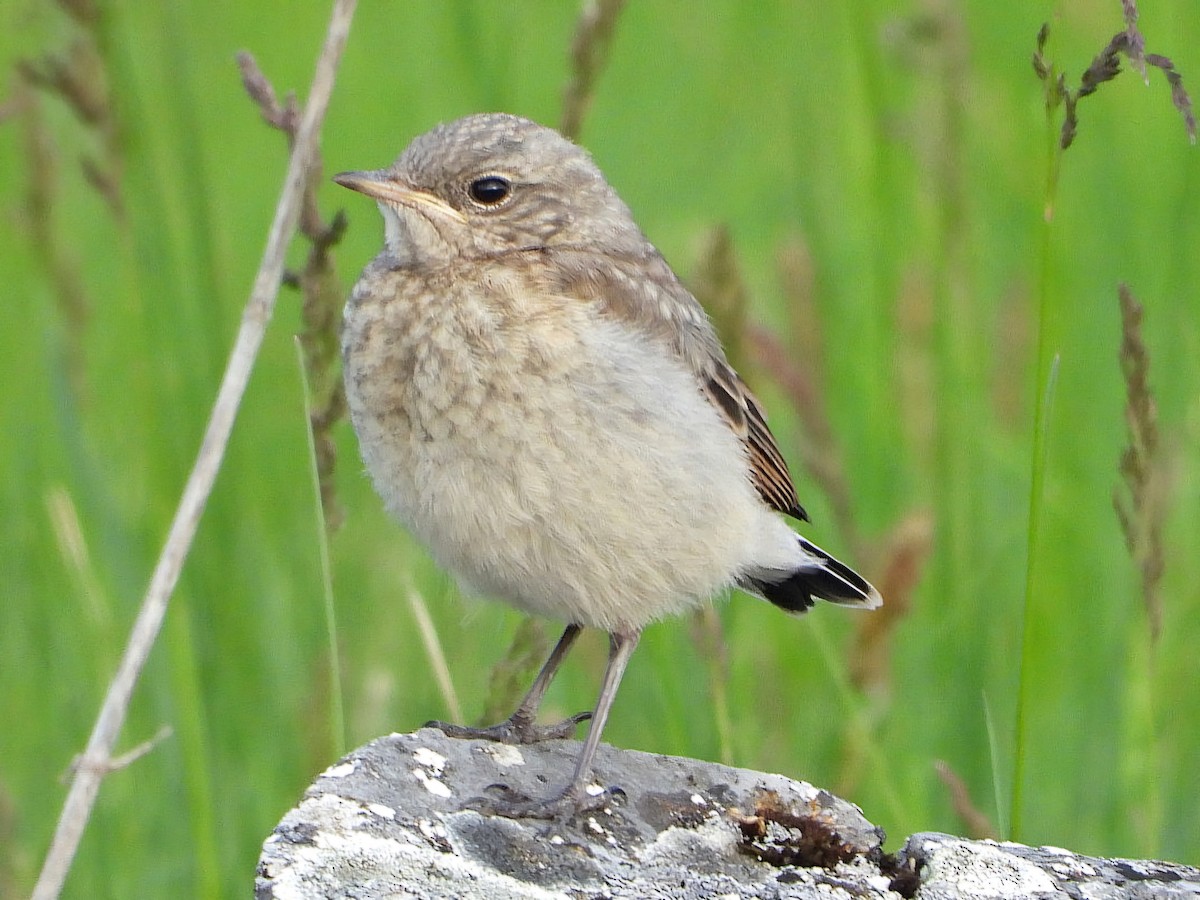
(904, 833, 1200, 899)
(256, 728, 890, 899)
(256, 730, 1200, 899)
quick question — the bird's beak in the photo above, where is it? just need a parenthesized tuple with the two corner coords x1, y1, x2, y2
(333, 170, 468, 224)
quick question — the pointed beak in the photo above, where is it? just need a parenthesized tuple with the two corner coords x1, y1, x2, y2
(333, 170, 468, 223)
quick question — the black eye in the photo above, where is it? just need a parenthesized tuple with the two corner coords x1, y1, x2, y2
(468, 175, 512, 206)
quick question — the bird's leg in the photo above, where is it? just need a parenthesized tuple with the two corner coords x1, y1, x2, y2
(428, 623, 590, 743)
(478, 628, 641, 819)
(558, 629, 640, 800)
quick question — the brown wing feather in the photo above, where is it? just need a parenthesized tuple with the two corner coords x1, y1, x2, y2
(540, 247, 808, 521)
(703, 362, 808, 521)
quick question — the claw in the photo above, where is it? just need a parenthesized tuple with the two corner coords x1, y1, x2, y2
(426, 711, 591, 745)
(475, 781, 615, 820)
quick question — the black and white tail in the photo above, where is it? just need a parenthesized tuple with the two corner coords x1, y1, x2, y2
(740, 537, 883, 614)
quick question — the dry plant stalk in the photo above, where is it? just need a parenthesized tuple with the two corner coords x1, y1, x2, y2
(767, 236, 862, 549)
(30, 2, 358, 897)
(935, 759, 998, 840)
(690, 225, 750, 371)
(15, 1, 123, 399)
(479, 617, 558, 727)
(55, 0, 96, 26)
(561, 0, 628, 141)
(239, 52, 349, 531)
(15, 78, 93, 399)
(849, 512, 932, 696)
(406, 586, 463, 724)
(560, 0, 627, 141)
(746, 325, 858, 554)
(1113, 284, 1167, 643)
(760, 236, 927, 698)
(1120, 0, 1147, 82)
(1033, 8, 1195, 152)
(17, 30, 122, 216)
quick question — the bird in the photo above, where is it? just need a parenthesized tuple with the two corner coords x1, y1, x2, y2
(334, 112, 881, 818)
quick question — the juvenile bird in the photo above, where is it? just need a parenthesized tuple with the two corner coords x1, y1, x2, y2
(336, 113, 881, 818)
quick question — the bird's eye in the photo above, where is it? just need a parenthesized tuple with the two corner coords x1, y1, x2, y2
(468, 175, 512, 206)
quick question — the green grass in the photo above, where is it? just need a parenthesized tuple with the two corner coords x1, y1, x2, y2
(2, 1, 1199, 895)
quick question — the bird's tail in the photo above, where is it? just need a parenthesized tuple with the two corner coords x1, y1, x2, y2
(739, 537, 882, 614)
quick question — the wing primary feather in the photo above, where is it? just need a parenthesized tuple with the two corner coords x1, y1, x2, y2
(708, 363, 807, 521)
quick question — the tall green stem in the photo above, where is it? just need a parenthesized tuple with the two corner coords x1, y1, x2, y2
(1011, 109, 1063, 840)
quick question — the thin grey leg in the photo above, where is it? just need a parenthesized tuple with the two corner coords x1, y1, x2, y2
(428, 623, 589, 743)
(561, 629, 640, 802)
(508, 623, 583, 728)
(435, 627, 643, 819)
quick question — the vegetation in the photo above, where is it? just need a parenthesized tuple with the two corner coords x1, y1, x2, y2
(1, 1, 1197, 895)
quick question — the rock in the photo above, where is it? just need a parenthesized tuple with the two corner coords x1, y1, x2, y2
(904, 833, 1200, 899)
(256, 730, 1200, 899)
(256, 728, 891, 899)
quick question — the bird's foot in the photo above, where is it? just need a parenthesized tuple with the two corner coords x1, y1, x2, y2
(474, 781, 618, 820)
(426, 710, 591, 745)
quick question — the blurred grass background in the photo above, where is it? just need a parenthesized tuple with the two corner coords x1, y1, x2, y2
(2, 0, 1199, 895)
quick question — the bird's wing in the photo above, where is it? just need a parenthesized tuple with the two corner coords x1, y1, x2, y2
(543, 247, 808, 521)
(700, 359, 807, 521)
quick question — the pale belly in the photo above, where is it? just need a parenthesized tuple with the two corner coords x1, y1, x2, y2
(344, 298, 765, 631)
